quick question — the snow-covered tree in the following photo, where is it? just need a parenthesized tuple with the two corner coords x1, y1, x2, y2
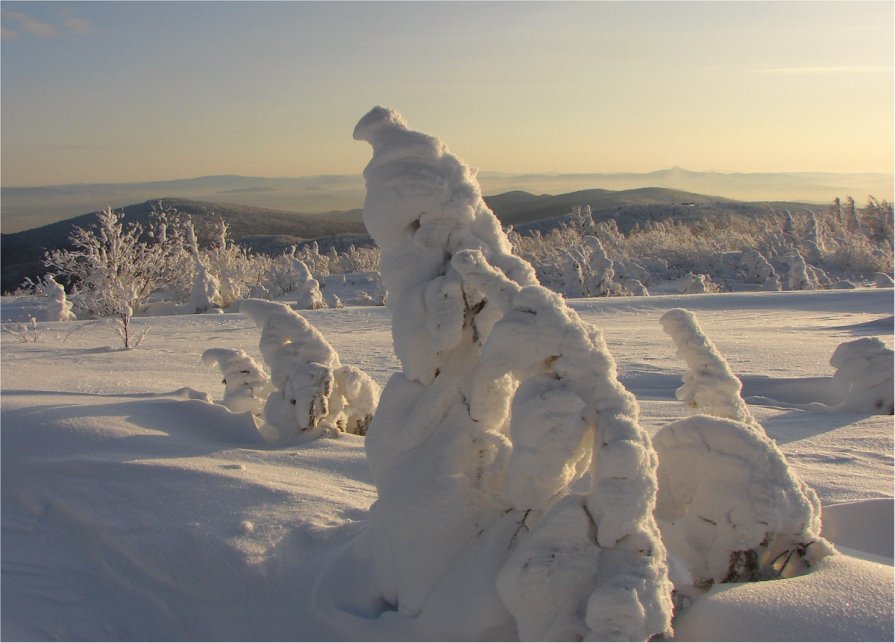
(239, 299, 379, 438)
(660, 308, 753, 423)
(41, 274, 76, 322)
(338, 106, 672, 640)
(45, 207, 186, 348)
(656, 308, 834, 594)
(201, 348, 271, 417)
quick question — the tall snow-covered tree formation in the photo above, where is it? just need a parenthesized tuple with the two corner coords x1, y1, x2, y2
(347, 106, 672, 640)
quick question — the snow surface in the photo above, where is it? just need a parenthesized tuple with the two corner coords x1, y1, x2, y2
(2, 287, 892, 641)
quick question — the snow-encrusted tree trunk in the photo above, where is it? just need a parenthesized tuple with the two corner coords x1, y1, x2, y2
(239, 299, 378, 439)
(348, 106, 672, 641)
(656, 308, 834, 596)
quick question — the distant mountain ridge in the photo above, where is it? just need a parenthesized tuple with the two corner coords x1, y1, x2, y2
(2, 169, 890, 233)
(0, 187, 818, 293)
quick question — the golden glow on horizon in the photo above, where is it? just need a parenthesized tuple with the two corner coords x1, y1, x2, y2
(1, 1, 892, 186)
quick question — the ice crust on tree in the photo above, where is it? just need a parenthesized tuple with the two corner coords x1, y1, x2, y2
(347, 106, 672, 641)
(238, 299, 379, 438)
(657, 308, 834, 591)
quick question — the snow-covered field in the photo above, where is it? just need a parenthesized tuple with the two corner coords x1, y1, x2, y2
(2, 287, 892, 641)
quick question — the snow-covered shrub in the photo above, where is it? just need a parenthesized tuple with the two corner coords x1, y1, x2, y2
(829, 337, 894, 415)
(874, 272, 894, 287)
(42, 274, 76, 322)
(670, 272, 719, 294)
(786, 251, 812, 290)
(657, 308, 835, 591)
(201, 348, 271, 417)
(239, 299, 379, 438)
(653, 417, 834, 589)
(738, 249, 781, 290)
(291, 259, 325, 310)
(583, 235, 615, 296)
(45, 206, 188, 348)
(346, 106, 672, 641)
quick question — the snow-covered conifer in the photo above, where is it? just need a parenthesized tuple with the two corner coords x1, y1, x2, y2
(201, 348, 270, 417)
(291, 259, 326, 310)
(42, 274, 76, 322)
(787, 251, 811, 290)
(239, 299, 379, 438)
(656, 308, 834, 592)
(344, 106, 672, 641)
(583, 235, 615, 296)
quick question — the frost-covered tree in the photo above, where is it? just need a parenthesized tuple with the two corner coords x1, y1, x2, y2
(656, 308, 834, 593)
(41, 274, 76, 322)
(201, 348, 271, 417)
(185, 220, 222, 314)
(660, 308, 753, 423)
(291, 259, 325, 310)
(239, 299, 379, 438)
(45, 207, 186, 348)
(336, 106, 672, 641)
(583, 235, 615, 296)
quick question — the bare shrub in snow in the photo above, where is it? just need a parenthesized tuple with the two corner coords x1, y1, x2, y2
(201, 348, 271, 417)
(829, 337, 894, 415)
(239, 299, 379, 438)
(345, 106, 672, 641)
(657, 308, 835, 594)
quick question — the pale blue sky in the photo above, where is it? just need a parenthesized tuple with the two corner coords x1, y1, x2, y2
(2, 1, 892, 186)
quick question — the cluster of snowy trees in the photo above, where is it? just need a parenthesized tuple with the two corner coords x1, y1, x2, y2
(34, 204, 383, 346)
(508, 196, 893, 297)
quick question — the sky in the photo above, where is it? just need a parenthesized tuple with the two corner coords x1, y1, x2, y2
(1, 1, 893, 187)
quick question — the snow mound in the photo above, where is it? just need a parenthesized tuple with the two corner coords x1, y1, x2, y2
(671, 553, 893, 642)
(821, 498, 894, 560)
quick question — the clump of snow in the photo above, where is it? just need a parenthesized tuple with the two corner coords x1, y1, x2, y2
(660, 308, 753, 423)
(238, 299, 379, 438)
(345, 106, 672, 641)
(829, 337, 894, 415)
(201, 348, 271, 417)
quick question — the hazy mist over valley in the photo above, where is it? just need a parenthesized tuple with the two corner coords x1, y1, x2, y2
(2, 168, 891, 233)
